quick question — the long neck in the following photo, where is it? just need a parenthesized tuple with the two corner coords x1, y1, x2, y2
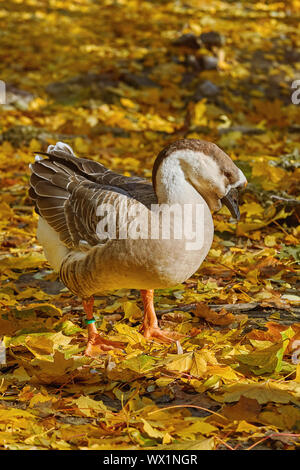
(154, 156, 204, 205)
(153, 154, 215, 254)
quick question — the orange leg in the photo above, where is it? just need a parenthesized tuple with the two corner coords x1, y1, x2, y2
(140, 289, 182, 343)
(83, 297, 124, 357)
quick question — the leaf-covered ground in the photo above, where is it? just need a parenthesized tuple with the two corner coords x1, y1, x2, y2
(0, 0, 300, 451)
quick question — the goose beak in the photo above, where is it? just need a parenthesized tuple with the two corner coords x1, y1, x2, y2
(221, 187, 240, 220)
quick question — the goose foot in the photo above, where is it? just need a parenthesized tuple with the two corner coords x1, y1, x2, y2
(140, 289, 184, 344)
(141, 326, 182, 344)
(83, 297, 124, 356)
(84, 333, 124, 357)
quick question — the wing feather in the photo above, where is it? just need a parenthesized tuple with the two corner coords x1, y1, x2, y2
(29, 142, 156, 250)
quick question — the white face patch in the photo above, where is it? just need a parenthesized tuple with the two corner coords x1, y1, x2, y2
(161, 149, 219, 185)
(174, 149, 221, 180)
(154, 146, 246, 211)
(155, 149, 226, 209)
(237, 168, 247, 186)
(173, 149, 225, 195)
(226, 168, 247, 194)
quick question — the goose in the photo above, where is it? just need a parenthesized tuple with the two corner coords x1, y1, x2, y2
(29, 139, 247, 356)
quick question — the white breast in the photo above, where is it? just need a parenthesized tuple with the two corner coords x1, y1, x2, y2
(37, 217, 69, 272)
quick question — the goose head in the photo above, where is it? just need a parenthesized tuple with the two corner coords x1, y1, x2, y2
(152, 139, 247, 219)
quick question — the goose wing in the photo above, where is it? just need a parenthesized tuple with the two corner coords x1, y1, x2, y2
(29, 142, 157, 249)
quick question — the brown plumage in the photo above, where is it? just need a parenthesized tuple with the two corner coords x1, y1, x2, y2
(29, 139, 246, 356)
(30, 144, 157, 249)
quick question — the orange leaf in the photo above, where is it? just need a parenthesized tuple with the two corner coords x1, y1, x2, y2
(193, 303, 238, 326)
